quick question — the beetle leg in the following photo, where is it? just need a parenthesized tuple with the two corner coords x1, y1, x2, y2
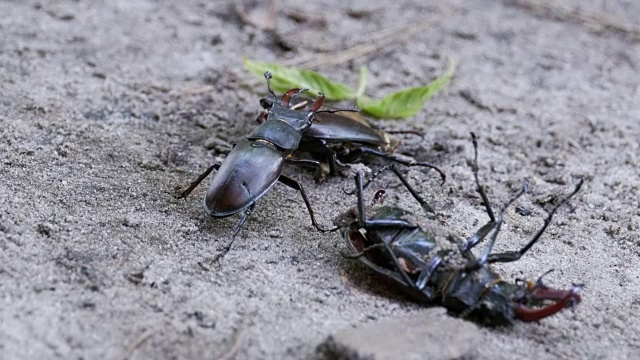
(354, 171, 418, 230)
(460, 221, 498, 253)
(388, 165, 435, 215)
(463, 181, 528, 272)
(298, 140, 348, 179)
(318, 140, 348, 176)
(470, 132, 496, 222)
(343, 165, 394, 195)
(286, 155, 328, 181)
(210, 203, 256, 265)
(330, 150, 348, 172)
(255, 111, 268, 124)
(415, 256, 442, 292)
(380, 233, 424, 293)
(343, 230, 419, 290)
(486, 179, 584, 264)
(175, 163, 221, 199)
(342, 243, 386, 259)
(354, 171, 368, 225)
(285, 156, 322, 169)
(346, 165, 435, 216)
(362, 219, 419, 230)
(460, 133, 514, 252)
(276, 174, 339, 232)
(339, 146, 446, 185)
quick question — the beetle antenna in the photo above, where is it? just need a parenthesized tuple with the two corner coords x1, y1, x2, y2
(264, 71, 279, 104)
(342, 165, 393, 195)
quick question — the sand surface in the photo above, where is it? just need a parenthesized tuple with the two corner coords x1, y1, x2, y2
(1, 0, 639, 359)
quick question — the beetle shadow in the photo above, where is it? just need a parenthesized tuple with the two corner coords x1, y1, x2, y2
(337, 254, 429, 306)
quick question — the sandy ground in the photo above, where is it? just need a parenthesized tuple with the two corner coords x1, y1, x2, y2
(1, 0, 639, 359)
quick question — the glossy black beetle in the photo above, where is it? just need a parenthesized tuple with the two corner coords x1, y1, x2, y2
(178, 72, 346, 259)
(335, 133, 583, 325)
(257, 97, 446, 183)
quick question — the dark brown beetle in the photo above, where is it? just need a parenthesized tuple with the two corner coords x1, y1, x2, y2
(177, 73, 349, 260)
(257, 97, 446, 183)
(335, 133, 583, 325)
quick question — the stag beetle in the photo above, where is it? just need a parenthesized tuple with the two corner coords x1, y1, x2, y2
(257, 97, 446, 183)
(335, 133, 583, 326)
(177, 72, 350, 260)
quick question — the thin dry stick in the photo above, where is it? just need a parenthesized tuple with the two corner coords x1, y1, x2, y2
(282, 19, 436, 69)
(237, 0, 277, 31)
(215, 329, 245, 360)
(127, 330, 154, 353)
(181, 19, 438, 95)
(512, 0, 640, 40)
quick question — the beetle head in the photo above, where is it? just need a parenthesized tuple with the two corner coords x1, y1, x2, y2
(263, 71, 325, 132)
(454, 269, 582, 325)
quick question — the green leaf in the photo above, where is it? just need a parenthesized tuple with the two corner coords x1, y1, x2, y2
(243, 58, 355, 101)
(357, 60, 456, 119)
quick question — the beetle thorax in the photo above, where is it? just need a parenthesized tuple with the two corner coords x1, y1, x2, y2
(267, 103, 312, 132)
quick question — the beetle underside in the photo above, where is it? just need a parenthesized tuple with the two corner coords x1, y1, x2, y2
(339, 134, 584, 326)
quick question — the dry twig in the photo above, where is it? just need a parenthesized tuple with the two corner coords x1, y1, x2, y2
(282, 20, 436, 69)
(511, 0, 640, 41)
(126, 329, 154, 354)
(215, 328, 245, 360)
(236, 19, 437, 91)
(236, 0, 277, 31)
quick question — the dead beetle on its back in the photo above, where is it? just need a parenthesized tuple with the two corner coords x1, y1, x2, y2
(336, 133, 583, 325)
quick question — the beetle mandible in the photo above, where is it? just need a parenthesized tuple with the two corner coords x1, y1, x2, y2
(335, 133, 584, 325)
